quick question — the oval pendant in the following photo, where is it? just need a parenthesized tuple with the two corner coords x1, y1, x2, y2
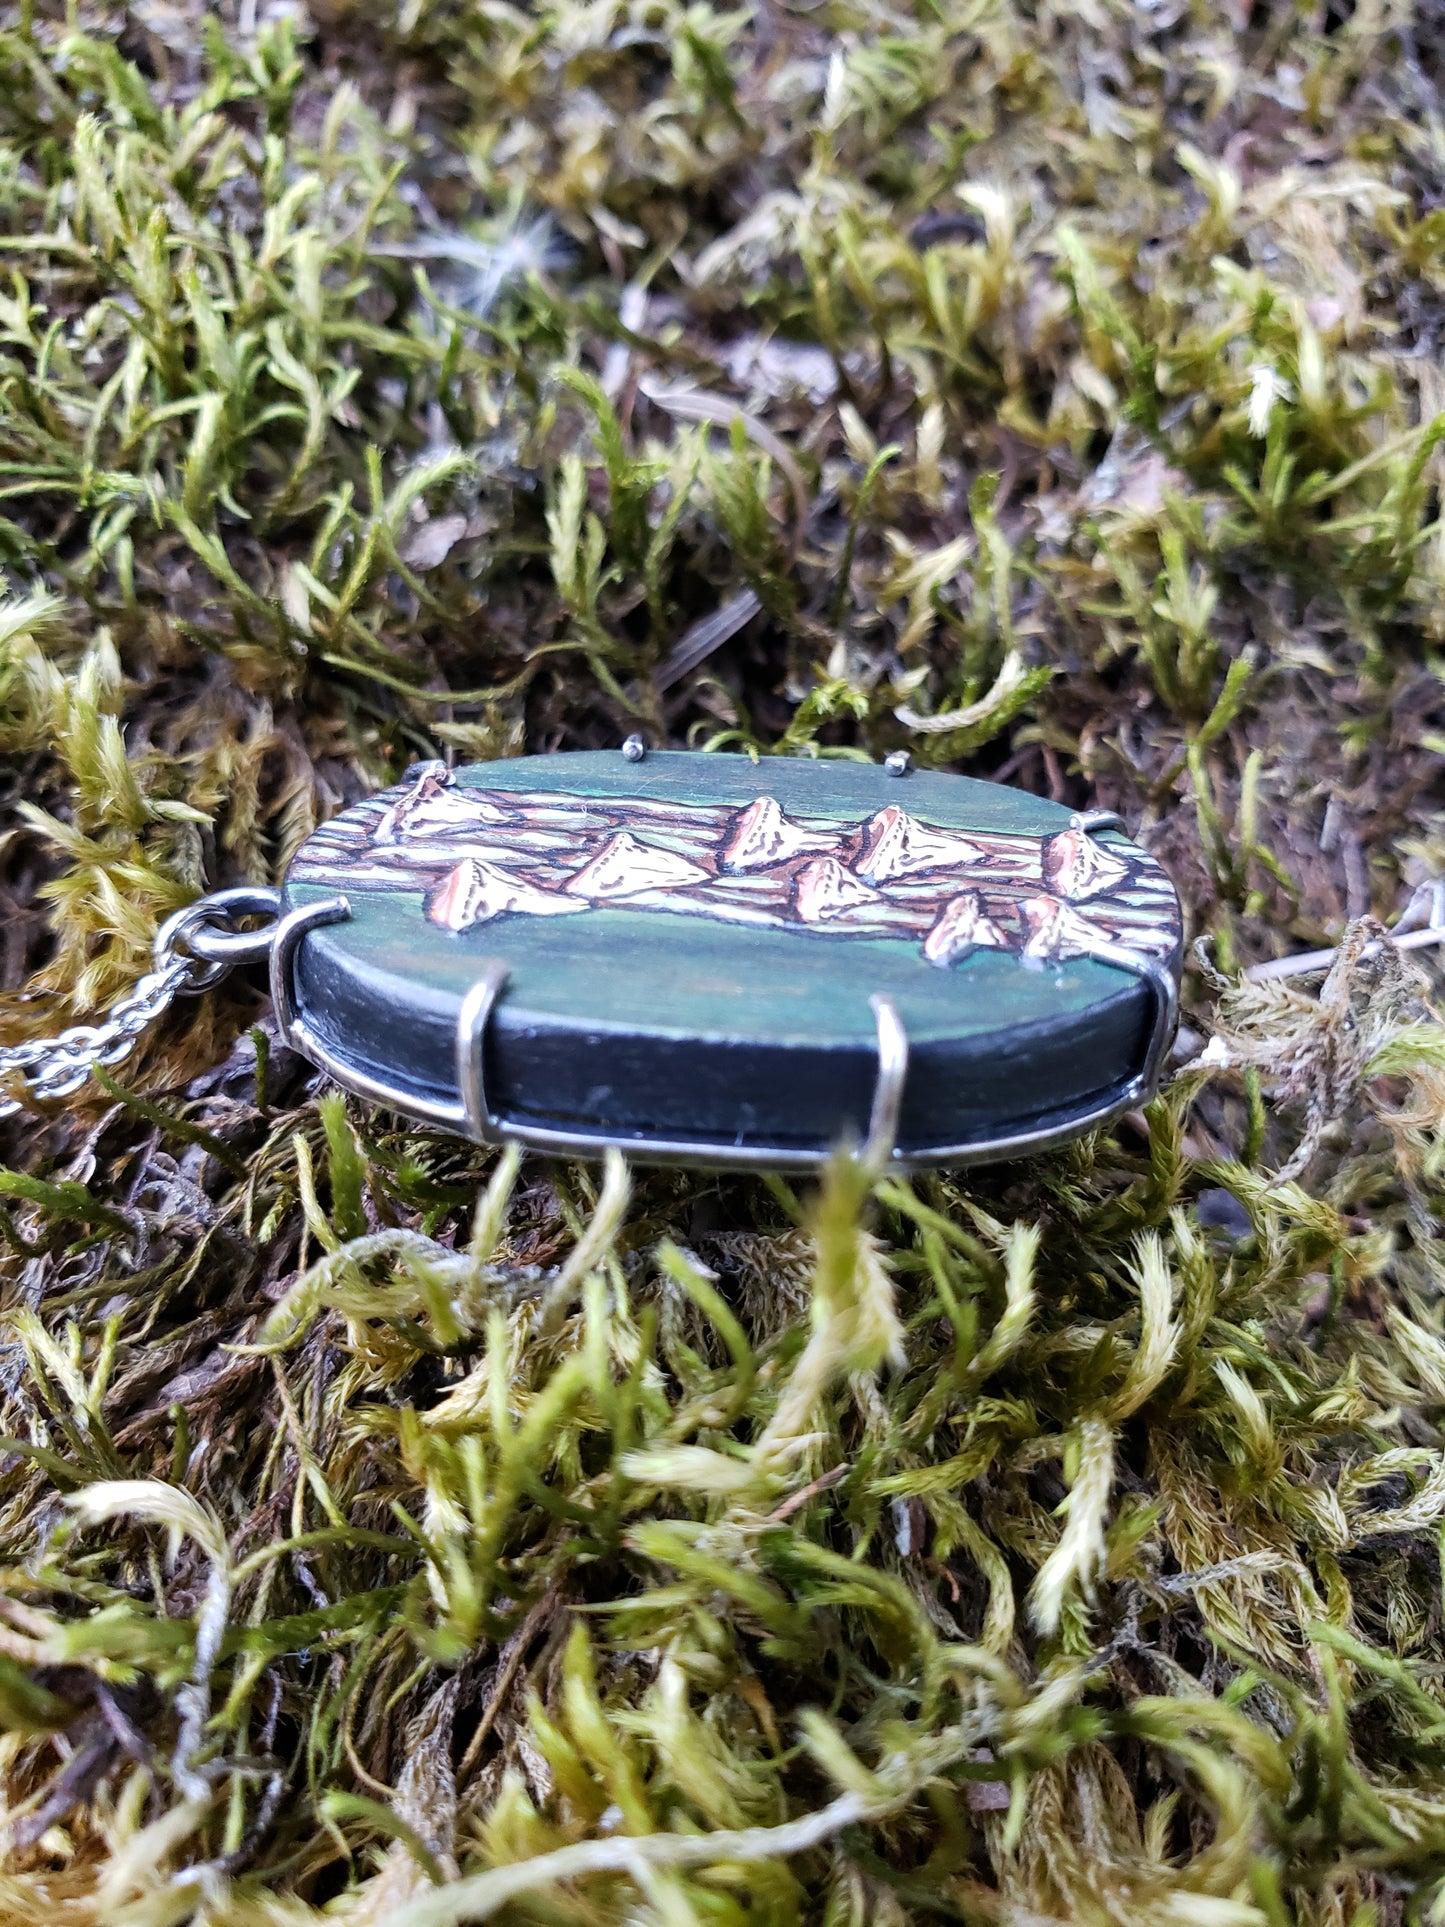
(274, 751, 1183, 1169)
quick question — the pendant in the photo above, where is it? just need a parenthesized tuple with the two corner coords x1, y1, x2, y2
(265, 748, 1183, 1170)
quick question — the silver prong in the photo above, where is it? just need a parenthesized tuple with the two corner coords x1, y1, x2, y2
(1071, 809, 1126, 835)
(456, 961, 513, 1143)
(883, 750, 913, 777)
(621, 734, 648, 763)
(862, 994, 909, 1170)
(268, 897, 352, 1048)
(1073, 938, 1179, 1103)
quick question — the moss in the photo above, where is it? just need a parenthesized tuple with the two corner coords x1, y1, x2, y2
(1, 0, 1445, 1920)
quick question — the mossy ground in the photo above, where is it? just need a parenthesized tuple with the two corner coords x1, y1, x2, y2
(1, 0, 1445, 1920)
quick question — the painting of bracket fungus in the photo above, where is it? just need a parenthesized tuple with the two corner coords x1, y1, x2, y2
(291, 766, 1181, 969)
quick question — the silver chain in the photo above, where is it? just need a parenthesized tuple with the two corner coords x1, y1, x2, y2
(0, 887, 281, 1121)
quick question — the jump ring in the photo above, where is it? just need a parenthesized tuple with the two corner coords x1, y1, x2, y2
(155, 887, 283, 973)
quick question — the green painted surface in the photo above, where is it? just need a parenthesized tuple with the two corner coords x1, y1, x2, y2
(448, 749, 1073, 835)
(287, 884, 1129, 1045)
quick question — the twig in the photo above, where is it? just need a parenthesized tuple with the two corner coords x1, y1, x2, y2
(654, 590, 762, 693)
(765, 1462, 850, 1523)
(1245, 884, 1445, 981)
(387, 1789, 878, 1927)
(456, 1586, 562, 1779)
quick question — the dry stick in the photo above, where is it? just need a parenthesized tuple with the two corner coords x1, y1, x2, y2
(765, 1462, 851, 1523)
(1245, 927, 1445, 982)
(1242, 880, 1445, 983)
(387, 1790, 879, 1927)
(632, 378, 808, 692)
(655, 590, 763, 693)
(456, 1586, 563, 1780)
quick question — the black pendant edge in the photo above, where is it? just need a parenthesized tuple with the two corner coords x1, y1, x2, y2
(272, 893, 1180, 1172)
(277, 1001, 1171, 1172)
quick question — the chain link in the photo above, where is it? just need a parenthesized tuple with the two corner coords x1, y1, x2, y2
(0, 888, 282, 1121)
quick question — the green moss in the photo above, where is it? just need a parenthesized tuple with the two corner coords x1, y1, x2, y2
(1, 0, 1445, 1920)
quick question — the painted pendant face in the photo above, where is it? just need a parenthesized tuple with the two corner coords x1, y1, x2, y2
(276, 752, 1183, 1168)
